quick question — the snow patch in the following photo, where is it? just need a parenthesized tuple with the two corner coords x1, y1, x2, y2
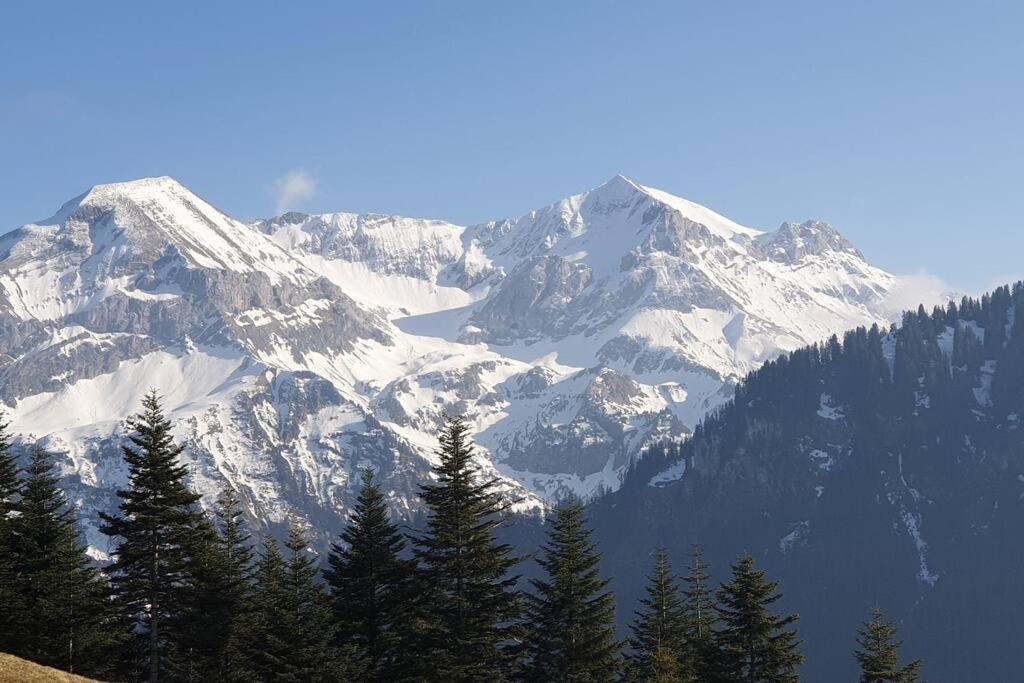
(817, 394, 844, 420)
(648, 459, 686, 487)
(779, 520, 810, 554)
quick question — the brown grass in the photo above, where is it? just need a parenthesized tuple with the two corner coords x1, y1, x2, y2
(0, 653, 101, 682)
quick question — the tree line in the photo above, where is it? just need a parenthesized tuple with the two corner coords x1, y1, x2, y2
(0, 391, 921, 681)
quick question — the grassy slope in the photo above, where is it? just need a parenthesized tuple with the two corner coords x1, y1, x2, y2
(0, 653, 100, 682)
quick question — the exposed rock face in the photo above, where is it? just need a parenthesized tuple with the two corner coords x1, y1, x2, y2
(0, 174, 900, 547)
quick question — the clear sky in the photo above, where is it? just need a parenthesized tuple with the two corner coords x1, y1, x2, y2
(2, 1, 1022, 292)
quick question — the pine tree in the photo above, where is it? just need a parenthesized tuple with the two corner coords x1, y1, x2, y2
(854, 608, 922, 682)
(0, 414, 16, 516)
(248, 536, 289, 679)
(681, 545, 718, 681)
(325, 468, 411, 680)
(521, 498, 619, 682)
(412, 414, 521, 681)
(0, 415, 22, 654)
(99, 390, 206, 682)
(165, 490, 253, 681)
(6, 445, 122, 678)
(626, 549, 687, 681)
(212, 489, 256, 681)
(248, 527, 342, 682)
(715, 555, 802, 683)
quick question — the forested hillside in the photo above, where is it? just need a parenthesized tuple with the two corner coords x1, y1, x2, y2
(592, 282, 1024, 680)
(3, 394, 924, 682)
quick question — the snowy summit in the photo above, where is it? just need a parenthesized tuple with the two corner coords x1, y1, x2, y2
(0, 174, 897, 547)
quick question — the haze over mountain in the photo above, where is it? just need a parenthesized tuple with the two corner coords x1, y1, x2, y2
(0, 174, 905, 550)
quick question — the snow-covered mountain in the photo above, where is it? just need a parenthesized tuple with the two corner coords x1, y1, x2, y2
(0, 174, 898, 548)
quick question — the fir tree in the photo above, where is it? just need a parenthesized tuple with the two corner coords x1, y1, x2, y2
(0, 414, 16, 516)
(7, 445, 122, 678)
(165, 490, 253, 681)
(681, 545, 718, 681)
(626, 548, 687, 681)
(854, 608, 922, 682)
(99, 390, 205, 682)
(248, 527, 342, 682)
(715, 555, 802, 683)
(212, 488, 256, 681)
(0, 415, 22, 654)
(521, 498, 619, 682)
(412, 414, 521, 681)
(248, 537, 289, 679)
(325, 468, 411, 680)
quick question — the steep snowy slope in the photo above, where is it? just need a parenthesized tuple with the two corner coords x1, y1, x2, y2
(256, 175, 898, 500)
(0, 174, 900, 546)
(0, 178, 432, 552)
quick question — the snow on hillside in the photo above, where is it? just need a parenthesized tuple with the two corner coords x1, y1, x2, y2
(0, 174, 904, 542)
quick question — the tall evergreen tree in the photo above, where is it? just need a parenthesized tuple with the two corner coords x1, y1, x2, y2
(521, 498, 619, 682)
(247, 537, 289, 680)
(412, 414, 521, 681)
(325, 468, 411, 680)
(165, 489, 253, 681)
(0, 415, 22, 654)
(99, 390, 206, 682)
(626, 549, 687, 682)
(680, 545, 718, 681)
(248, 527, 342, 682)
(6, 445, 122, 678)
(854, 608, 922, 682)
(0, 415, 16, 516)
(715, 555, 802, 683)
(212, 488, 256, 681)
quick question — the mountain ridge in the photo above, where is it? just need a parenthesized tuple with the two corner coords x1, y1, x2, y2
(0, 173, 907, 552)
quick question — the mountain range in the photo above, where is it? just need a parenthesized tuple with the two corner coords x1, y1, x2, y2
(0, 174, 902, 552)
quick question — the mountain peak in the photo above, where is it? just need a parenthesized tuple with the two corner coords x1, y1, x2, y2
(603, 177, 763, 240)
(92, 175, 182, 190)
(758, 220, 863, 261)
(605, 173, 643, 190)
(78, 175, 192, 206)
(36, 176, 314, 284)
(582, 174, 646, 207)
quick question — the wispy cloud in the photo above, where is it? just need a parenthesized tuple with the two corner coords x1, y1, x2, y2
(273, 170, 317, 215)
(882, 271, 953, 319)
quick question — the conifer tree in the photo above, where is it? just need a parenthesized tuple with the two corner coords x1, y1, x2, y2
(854, 608, 922, 682)
(681, 545, 718, 680)
(247, 537, 289, 679)
(248, 527, 342, 682)
(325, 468, 411, 680)
(521, 498, 619, 682)
(0, 415, 16, 517)
(715, 555, 802, 683)
(0, 415, 22, 654)
(626, 548, 687, 681)
(212, 488, 256, 680)
(7, 445, 122, 678)
(99, 390, 206, 682)
(412, 414, 521, 681)
(165, 490, 253, 681)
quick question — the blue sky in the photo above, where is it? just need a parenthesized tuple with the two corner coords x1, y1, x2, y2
(2, 1, 1022, 291)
